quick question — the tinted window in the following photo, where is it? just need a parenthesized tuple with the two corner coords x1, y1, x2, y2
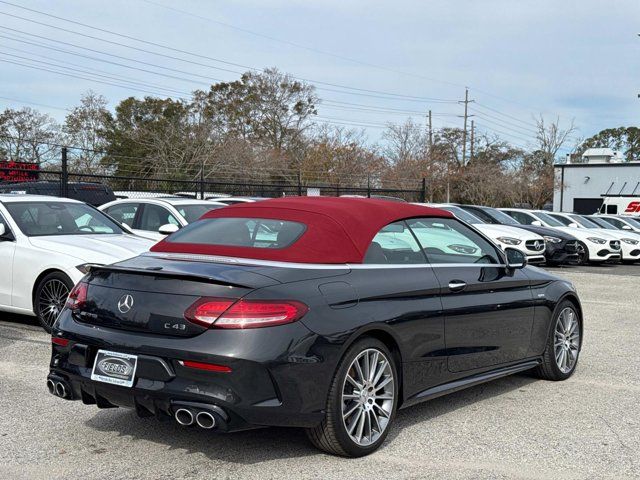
(548, 214, 573, 226)
(139, 204, 179, 232)
(105, 203, 139, 227)
(606, 205, 618, 214)
(176, 204, 223, 223)
(483, 207, 521, 225)
(166, 218, 305, 249)
(364, 221, 426, 264)
(5, 202, 123, 236)
(533, 211, 565, 227)
(569, 215, 599, 228)
(505, 210, 536, 225)
(602, 217, 626, 229)
(407, 217, 500, 264)
(587, 217, 615, 229)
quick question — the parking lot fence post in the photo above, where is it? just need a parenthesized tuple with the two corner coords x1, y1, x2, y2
(367, 174, 371, 198)
(61, 147, 68, 198)
(297, 172, 302, 196)
(420, 177, 427, 203)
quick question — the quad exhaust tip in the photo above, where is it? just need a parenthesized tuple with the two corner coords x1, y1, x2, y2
(55, 382, 68, 399)
(46, 379, 56, 395)
(195, 411, 216, 429)
(175, 408, 195, 426)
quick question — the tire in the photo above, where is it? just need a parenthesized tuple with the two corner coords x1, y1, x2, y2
(306, 337, 398, 457)
(575, 241, 589, 265)
(534, 300, 582, 381)
(33, 272, 73, 333)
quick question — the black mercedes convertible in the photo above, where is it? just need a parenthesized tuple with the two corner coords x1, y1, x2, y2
(48, 197, 583, 457)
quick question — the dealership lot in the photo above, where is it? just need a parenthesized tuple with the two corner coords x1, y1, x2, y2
(0, 269, 638, 480)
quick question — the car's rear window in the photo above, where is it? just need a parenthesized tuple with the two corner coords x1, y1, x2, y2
(166, 217, 306, 249)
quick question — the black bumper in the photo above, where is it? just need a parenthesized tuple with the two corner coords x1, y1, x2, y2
(49, 311, 327, 431)
(545, 240, 579, 264)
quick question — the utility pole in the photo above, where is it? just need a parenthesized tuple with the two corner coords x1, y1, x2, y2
(459, 88, 474, 166)
(427, 110, 433, 150)
(470, 120, 475, 162)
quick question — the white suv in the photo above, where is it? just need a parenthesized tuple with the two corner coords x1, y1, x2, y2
(100, 197, 228, 241)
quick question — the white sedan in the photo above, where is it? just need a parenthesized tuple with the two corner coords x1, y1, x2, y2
(99, 197, 228, 241)
(0, 195, 155, 331)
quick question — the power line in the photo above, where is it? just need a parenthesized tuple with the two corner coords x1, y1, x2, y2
(0, 4, 459, 104)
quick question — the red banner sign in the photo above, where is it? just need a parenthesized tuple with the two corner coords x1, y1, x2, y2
(0, 161, 40, 182)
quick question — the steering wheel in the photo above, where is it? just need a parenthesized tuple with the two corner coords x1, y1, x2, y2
(78, 226, 95, 233)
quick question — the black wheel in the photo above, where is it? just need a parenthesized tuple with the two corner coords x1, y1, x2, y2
(534, 300, 582, 381)
(306, 337, 398, 457)
(34, 272, 73, 333)
(575, 241, 589, 265)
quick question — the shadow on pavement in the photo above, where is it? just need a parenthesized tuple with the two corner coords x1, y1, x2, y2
(84, 372, 538, 464)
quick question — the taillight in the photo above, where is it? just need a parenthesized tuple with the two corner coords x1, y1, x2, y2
(184, 297, 308, 329)
(65, 281, 88, 310)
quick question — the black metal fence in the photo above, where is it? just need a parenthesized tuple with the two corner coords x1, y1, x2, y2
(1, 162, 427, 205)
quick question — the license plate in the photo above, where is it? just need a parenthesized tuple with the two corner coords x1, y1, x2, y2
(91, 350, 138, 388)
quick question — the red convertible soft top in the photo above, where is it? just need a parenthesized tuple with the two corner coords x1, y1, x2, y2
(150, 197, 452, 264)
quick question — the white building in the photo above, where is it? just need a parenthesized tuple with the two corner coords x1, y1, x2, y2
(554, 149, 640, 213)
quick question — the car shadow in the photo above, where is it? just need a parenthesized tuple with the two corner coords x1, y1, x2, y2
(85, 372, 538, 464)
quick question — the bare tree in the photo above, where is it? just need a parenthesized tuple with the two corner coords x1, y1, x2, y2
(0, 107, 60, 164)
(534, 115, 576, 166)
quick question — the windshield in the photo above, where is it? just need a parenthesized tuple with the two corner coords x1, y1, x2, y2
(484, 207, 521, 225)
(624, 217, 640, 228)
(569, 214, 600, 228)
(439, 206, 484, 224)
(534, 211, 565, 227)
(6, 201, 125, 236)
(176, 204, 224, 223)
(587, 217, 615, 229)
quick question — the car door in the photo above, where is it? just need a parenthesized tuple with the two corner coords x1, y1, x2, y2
(406, 217, 535, 373)
(0, 211, 16, 307)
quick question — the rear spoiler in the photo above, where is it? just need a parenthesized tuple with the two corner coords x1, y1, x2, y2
(87, 264, 254, 289)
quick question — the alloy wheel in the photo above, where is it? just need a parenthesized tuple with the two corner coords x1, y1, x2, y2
(341, 348, 394, 447)
(38, 279, 70, 328)
(554, 307, 580, 374)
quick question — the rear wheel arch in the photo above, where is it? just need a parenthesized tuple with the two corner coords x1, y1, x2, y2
(341, 327, 404, 404)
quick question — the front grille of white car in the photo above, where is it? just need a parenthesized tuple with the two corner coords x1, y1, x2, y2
(525, 239, 545, 252)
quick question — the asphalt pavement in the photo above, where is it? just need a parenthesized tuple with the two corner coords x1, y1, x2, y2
(1, 269, 638, 479)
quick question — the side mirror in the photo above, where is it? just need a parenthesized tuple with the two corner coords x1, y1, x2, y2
(622, 225, 632, 230)
(504, 247, 527, 269)
(568, 223, 579, 228)
(158, 223, 180, 235)
(531, 220, 543, 227)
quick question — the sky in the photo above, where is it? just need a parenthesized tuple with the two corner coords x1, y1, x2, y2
(1, 0, 639, 154)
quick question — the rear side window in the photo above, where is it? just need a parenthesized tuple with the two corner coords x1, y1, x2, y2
(506, 210, 536, 225)
(166, 218, 306, 249)
(364, 221, 425, 264)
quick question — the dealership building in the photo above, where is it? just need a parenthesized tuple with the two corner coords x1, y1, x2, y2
(553, 148, 640, 213)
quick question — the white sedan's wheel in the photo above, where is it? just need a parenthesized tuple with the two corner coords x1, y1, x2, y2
(34, 272, 73, 333)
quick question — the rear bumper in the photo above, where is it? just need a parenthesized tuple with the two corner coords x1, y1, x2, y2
(49, 310, 327, 431)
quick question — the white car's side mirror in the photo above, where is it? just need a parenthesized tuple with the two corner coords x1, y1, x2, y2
(158, 223, 180, 235)
(568, 223, 579, 228)
(531, 220, 543, 227)
(0, 224, 5, 237)
(622, 225, 632, 230)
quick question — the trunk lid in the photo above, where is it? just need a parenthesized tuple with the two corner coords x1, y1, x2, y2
(74, 255, 281, 336)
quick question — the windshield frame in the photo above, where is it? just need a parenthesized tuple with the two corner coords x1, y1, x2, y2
(5, 201, 126, 237)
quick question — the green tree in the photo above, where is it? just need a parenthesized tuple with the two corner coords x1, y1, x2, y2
(578, 127, 640, 161)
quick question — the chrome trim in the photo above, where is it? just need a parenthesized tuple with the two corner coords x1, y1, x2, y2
(144, 252, 507, 270)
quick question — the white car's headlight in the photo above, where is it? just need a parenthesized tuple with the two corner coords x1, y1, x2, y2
(497, 237, 522, 245)
(76, 263, 103, 274)
(586, 237, 606, 245)
(543, 236, 562, 244)
(621, 238, 639, 245)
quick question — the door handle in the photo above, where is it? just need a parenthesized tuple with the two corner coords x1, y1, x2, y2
(448, 280, 467, 292)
